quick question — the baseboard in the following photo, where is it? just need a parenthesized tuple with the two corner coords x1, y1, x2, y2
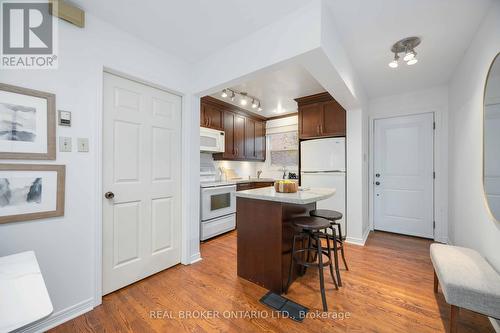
(346, 228, 371, 246)
(189, 252, 202, 264)
(17, 298, 94, 333)
(490, 317, 500, 333)
(434, 236, 448, 244)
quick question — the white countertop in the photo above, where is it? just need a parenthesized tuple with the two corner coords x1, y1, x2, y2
(0, 251, 53, 332)
(235, 187, 336, 205)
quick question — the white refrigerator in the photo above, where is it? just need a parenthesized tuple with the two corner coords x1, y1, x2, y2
(301, 137, 346, 237)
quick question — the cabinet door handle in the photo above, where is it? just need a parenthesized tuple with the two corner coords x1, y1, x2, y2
(320, 124, 323, 134)
(208, 118, 211, 127)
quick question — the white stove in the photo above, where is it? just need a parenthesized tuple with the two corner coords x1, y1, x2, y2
(200, 168, 236, 241)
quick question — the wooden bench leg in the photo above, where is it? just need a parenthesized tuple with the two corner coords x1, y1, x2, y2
(434, 269, 438, 293)
(450, 305, 459, 333)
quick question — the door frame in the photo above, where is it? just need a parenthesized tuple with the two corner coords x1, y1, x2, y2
(94, 67, 187, 305)
(369, 110, 448, 243)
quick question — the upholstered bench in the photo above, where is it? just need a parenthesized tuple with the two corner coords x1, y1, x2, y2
(430, 243, 500, 333)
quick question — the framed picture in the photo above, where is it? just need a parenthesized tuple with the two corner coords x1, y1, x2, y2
(0, 83, 56, 160)
(0, 164, 65, 224)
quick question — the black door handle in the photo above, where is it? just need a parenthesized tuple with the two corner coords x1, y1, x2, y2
(375, 181, 380, 186)
(375, 173, 380, 178)
(104, 191, 115, 199)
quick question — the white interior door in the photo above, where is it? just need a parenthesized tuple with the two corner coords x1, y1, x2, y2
(374, 113, 434, 238)
(102, 73, 182, 294)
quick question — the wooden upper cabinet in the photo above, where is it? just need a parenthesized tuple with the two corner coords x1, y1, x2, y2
(296, 92, 346, 139)
(299, 103, 323, 138)
(205, 96, 266, 162)
(200, 102, 223, 130)
(234, 115, 246, 159)
(322, 99, 346, 137)
(254, 121, 266, 160)
(244, 117, 256, 159)
(221, 111, 235, 159)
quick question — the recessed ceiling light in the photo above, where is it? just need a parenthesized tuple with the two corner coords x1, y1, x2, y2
(221, 89, 228, 98)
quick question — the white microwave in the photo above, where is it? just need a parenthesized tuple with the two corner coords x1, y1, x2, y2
(200, 127, 225, 153)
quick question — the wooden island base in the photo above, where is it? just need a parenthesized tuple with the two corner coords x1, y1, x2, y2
(236, 197, 316, 293)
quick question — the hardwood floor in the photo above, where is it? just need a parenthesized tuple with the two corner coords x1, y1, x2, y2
(50, 231, 493, 333)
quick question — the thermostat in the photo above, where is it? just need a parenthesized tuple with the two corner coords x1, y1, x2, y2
(58, 110, 72, 126)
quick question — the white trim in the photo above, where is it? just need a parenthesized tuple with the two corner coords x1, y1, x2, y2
(490, 317, 500, 333)
(368, 107, 448, 242)
(18, 298, 94, 333)
(346, 227, 371, 246)
(97, 68, 186, 304)
(189, 253, 202, 264)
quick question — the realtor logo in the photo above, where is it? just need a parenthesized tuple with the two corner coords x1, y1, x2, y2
(1, 0, 58, 69)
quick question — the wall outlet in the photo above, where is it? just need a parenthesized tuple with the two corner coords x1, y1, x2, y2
(59, 137, 72, 152)
(77, 138, 89, 152)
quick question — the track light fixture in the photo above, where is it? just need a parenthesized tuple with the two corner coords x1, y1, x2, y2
(219, 89, 263, 112)
(388, 37, 421, 69)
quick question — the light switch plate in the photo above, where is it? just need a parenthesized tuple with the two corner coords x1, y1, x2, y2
(59, 137, 72, 152)
(77, 138, 89, 152)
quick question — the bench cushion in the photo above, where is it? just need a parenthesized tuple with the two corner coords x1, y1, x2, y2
(430, 243, 500, 319)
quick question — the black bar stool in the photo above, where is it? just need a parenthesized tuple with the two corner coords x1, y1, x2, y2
(285, 216, 338, 312)
(310, 209, 349, 286)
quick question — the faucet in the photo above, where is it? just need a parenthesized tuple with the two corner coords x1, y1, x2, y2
(219, 167, 226, 181)
(257, 170, 262, 179)
(280, 166, 287, 179)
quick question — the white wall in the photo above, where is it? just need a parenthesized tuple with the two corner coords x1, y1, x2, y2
(309, 2, 370, 245)
(368, 86, 449, 242)
(448, 1, 500, 272)
(0, 14, 190, 332)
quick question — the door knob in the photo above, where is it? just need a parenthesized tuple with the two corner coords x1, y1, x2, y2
(375, 173, 380, 178)
(104, 191, 115, 199)
(375, 181, 380, 186)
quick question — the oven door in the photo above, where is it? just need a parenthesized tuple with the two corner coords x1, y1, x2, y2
(201, 185, 236, 221)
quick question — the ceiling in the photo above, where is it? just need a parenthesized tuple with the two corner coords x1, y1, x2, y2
(73, 0, 493, 99)
(70, 0, 309, 63)
(209, 65, 325, 118)
(326, 0, 492, 98)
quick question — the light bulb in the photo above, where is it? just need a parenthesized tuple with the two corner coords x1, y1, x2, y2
(407, 58, 418, 65)
(240, 97, 248, 106)
(221, 89, 228, 98)
(251, 99, 258, 108)
(388, 60, 398, 68)
(258, 107, 263, 111)
(403, 51, 415, 62)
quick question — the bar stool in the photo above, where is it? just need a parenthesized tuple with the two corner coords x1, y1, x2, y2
(285, 216, 338, 312)
(310, 209, 349, 286)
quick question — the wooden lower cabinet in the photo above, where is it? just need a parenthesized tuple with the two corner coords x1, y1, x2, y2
(236, 181, 274, 191)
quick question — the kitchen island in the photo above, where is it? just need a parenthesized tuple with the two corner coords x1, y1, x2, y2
(235, 187, 335, 293)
